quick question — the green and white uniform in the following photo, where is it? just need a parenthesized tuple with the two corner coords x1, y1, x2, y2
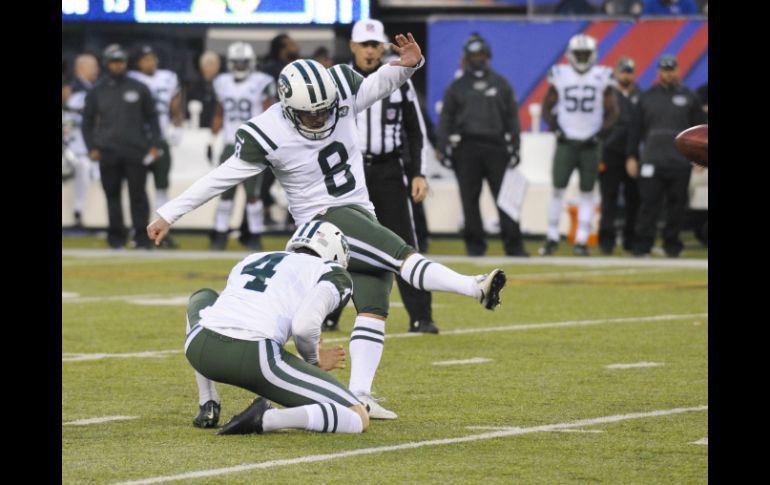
(212, 71, 276, 200)
(549, 63, 613, 190)
(185, 251, 359, 407)
(129, 69, 179, 190)
(158, 60, 424, 316)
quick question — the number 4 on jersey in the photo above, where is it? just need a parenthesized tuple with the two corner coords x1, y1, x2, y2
(240, 253, 288, 292)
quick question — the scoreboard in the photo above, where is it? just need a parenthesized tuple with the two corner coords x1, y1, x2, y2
(62, 0, 370, 24)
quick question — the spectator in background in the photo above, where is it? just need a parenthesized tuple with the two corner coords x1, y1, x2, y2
(437, 34, 529, 257)
(642, 0, 698, 15)
(540, 34, 618, 257)
(129, 45, 184, 249)
(312, 46, 334, 69)
(208, 41, 277, 251)
(598, 57, 642, 255)
(187, 51, 221, 128)
(697, 82, 707, 115)
(82, 44, 161, 249)
(62, 53, 101, 229)
(258, 33, 301, 229)
(555, 0, 597, 14)
(626, 55, 707, 257)
(602, 0, 643, 15)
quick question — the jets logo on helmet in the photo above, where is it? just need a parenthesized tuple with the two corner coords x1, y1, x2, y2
(227, 41, 256, 81)
(278, 59, 340, 140)
(566, 34, 597, 73)
(286, 221, 350, 269)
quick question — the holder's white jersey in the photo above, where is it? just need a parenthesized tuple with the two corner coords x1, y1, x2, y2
(198, 251, 352, 343)
(549, 64, 613, 141)
(129, 69, 179, 139)
(213, 71, 276, 143)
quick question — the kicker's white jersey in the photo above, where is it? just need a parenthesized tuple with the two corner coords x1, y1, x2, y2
(237, 101, 374, 225)
(213, 72, 276, 143)
(198, 251, 350, 343)
(129, 69, 179, 139)
(549, 64, 614, 141)
(156, 60, 423, 227)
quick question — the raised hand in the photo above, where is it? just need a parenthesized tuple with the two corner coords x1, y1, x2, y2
(388, 33, 423, 68)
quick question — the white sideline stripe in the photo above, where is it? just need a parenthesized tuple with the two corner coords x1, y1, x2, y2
(691, 438, 708, 445)
(62, 291, 80, 299)
(64, 415, 137, 426)
(110, 405, 707, 485)
(62, 249, 708, 269)
(62, 293, 186, 304)
(322, 312, 708, 343)
(127, 296, 191, 306)
(63, 313, 707, 362)
(466, 426, 604, 434)
(62, 350, 180, 362)
(432, 357, 492, 366)
(605, 362, 664, 369)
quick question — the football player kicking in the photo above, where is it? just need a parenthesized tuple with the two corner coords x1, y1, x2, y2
(186, 222, 369, 435)
(149, 33, 507, 424)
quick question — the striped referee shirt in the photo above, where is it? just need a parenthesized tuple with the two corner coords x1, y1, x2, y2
(351, 62, 430, 178)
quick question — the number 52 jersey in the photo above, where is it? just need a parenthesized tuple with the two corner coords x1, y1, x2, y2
(549, 64, 613, 141)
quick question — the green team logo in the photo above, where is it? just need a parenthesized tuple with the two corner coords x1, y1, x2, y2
(279, 74, 292, 99)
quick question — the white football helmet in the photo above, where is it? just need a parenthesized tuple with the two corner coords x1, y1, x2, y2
(566, 34, 597, 73)
(286, 221, 350, 269)
(278, 59, 339, 140)
(227, 42, 256, 80)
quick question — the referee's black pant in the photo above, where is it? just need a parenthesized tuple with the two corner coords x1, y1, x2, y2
(634, 165, 691, 256)
(453, 137, 525, 256)
(364, 154, 432, 324)
(99, 149, 151, 249)
(598, 148, 640, 252)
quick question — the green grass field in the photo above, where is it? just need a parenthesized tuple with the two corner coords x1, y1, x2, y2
(62, 238, 707, 484)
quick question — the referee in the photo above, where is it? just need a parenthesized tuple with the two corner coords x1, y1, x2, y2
(323, 18, 439, 334)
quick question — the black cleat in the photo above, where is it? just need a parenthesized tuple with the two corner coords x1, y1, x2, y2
(217, 398, 272, 435)
(573, 244, 589, 256)
(476, 269, 507, 310)
(538, 239, 559, 256)
(209, 231, 228, 251)
(159, 234, 180, 249)
(193, 400, 221, 429)
(409, 320, 440, 334)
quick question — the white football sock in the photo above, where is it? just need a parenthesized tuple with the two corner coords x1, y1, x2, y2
(400, 254, 477, 297)
(214, 199, 233, 232)
(246, 200, 265, 233)
(576, 191, 594, 245)
(195, 372, 220, 405)
(263, 403, 362, 433)
(348, 316, 385, 396)
(547, 188, 565, 241)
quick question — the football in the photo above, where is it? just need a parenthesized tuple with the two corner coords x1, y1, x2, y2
(675, 124, 708, 167)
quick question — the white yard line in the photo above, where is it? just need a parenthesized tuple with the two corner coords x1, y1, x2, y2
(109, 405, 707, 485)
(62, 249, 708, 269)
(432, 357, 492, 366)
(63, 416, 138, 426)
(466, 426, 604, 433)
(63, 313, 707, 362)
(691, 438, 708, 445)
(62, 350, 181, 362)
(605, 362, 664, 369)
